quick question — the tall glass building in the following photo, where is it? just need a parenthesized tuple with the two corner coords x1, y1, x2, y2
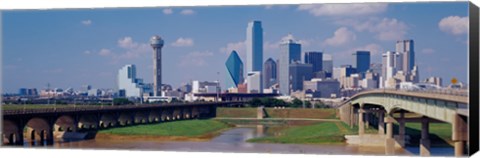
(246, 21, 263, 91)
(303, 51, 323, 73)
(117, 64, 144, 98)
(263, 58, 277, 89)
(246, 21, 263, 72)
(289, 62, 313, 92)
(225, 50, 244, 89)
(354, 51, 371, 75)
(279, 39, 301, 95)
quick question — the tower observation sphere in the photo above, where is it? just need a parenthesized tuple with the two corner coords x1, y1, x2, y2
(151, 35, 164, 96)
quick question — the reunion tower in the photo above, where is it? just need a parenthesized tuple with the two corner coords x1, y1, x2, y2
(150, 35, 164, 97)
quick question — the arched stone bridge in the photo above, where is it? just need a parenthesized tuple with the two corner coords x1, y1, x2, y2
(2, 101, 244, 146)
(338, 89, 468, 157)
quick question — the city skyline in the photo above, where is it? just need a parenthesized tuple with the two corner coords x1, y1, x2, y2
(2, 2, 469, 93)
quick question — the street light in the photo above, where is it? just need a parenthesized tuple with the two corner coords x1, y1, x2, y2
(216, 72, 220, 102)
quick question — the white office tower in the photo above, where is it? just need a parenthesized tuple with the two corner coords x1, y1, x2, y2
(150, 35, 164, 96)
(247, 71, 262, 93)
(117, 64, 143, 98)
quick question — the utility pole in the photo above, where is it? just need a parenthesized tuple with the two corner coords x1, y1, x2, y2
(216, 72, 220, 102)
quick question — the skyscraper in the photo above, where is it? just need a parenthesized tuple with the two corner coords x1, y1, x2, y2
(150, 35, 164, 96)
(353, 51, 371, 76)
(303, 51, 323, 73)
(117, 64, 143, 98)
(246, 21, 263, 72)
(322, 54, 333, 78)
(225, 50, 244, 89)
(263, 58, 277, 89)
(289, 62, 313, 92)
(396, 39, 415, 73)
(279, 39, 301, 95)
(246, 21, 263, 91)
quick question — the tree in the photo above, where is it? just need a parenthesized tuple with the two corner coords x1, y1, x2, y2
(290, 98, 303, 108)
(113, 98, 133, 105)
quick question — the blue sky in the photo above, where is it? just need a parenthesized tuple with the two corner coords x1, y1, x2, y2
(2, 2, 469, 93)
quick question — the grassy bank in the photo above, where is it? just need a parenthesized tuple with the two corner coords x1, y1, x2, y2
(216, 107, 337, 119)
(247, 122, 361, 144)
(98, 119, 230, 138)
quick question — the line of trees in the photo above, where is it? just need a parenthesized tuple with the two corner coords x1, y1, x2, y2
(246, 97, 330, 108)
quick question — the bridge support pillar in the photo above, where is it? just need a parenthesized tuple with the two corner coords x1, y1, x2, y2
(452, 114, 467, 157)
(398, 111, 406, 147)
(15, 131, 24, 145)
(420, 117, 430, 156)
(365, 113, 370, 129)
(349, 105, 354, 128)
(46, 130, 54, 145)
(384, 115, 395, 155)
(358, 108, 365, 136)
(378, 111, 385, 135)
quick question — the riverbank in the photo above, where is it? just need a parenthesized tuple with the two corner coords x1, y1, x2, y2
(247, 122, 359, 144)
(217, 107, 337, 119)
(97, 119, 231, 141)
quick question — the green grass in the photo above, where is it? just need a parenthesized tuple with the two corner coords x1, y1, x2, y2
(98, 119, 230, 137)
(216, 108, 257, 118)
(247, 122, 356, 144)
(216, 107, 337, 119)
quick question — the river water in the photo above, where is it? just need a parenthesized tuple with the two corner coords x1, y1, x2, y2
(49, 125, 453, 156)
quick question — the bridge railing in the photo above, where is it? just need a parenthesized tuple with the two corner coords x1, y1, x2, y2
(382, 88, 469, 97)
(2, 101, 245, 115)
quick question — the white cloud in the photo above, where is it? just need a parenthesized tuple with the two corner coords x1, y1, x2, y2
(280, 34, 311, 46)
(116, 36, 151, 59)
(171, 37, 194, 47)
(219, 41, 246, 61)
(179, 51, 214, 67)
(337, 17, 408, 41)
(355, 43, 383, 56)
(334, 43, 383, 63)
(83, 50, 92, 55)
(81, 20, 92, 26)
(421, 48, 435, 54)
(98, 49, 112, 56)
(298, 3, 387, 17)
(163, 8, 173, 15)
(438, 16, 468, 35)
(180, 9, 195, 15)
(323, 27, 356, 47)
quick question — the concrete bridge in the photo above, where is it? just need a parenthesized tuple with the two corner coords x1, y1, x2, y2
(338, 89, 469, 157)
(2, 101, 243, 146)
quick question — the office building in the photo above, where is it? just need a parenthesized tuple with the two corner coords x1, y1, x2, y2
(246, 71, 262, 93)
(424, 76, 443, 87)
(246, 21, 263, 92)
(192, 80, 219, 93)
(353, 51, 371, 75)
(117, 64, 145, 98)
(263, 58, 277, 89)
(150, 35, 164, 96)
(279, 38, 301, 95)
(303, 78, 340, 98)
(303, 51, 323, 73)
(322, 54, 333, 78)
(396, 39, 415, 73)
(225, 50, 244, 89)
(289, 62, 313, 93)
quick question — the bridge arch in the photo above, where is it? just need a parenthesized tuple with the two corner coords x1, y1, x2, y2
(2, 120, 20, 145)
(118, 112, 134, 126)
(99, 113, 118, 128)
(148, 110, 161, 123)
(24, 117, 52, 145)
(78, 114, 98, 130)
(54, 115, 77, 132)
